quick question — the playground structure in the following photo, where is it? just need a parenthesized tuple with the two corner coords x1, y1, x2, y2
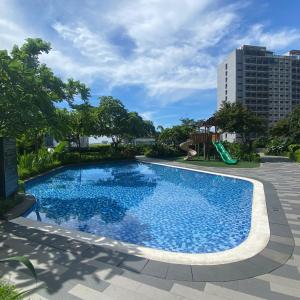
(179, 117, 238, 165)
(179, 139, 197, 160)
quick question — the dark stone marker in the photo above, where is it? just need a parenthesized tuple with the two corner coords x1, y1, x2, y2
(0, 138, 18, 199)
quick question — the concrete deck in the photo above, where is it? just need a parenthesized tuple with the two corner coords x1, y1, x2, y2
(1, 157, 300, 299)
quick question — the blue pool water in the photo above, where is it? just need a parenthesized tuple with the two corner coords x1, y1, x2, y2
(24, 162, 253, 253)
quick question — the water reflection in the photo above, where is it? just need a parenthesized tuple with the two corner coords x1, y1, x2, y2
(26, 162, 157, 225)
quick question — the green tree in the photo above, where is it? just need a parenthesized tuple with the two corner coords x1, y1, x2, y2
(57, 105, 97, 148)
(97, 96, 129, 146)
(0, 38, 90, 138)
(214, 101, 266, 146)
(180, 118, 197, 127)
(289, 105, 300, 142)
(143, 120, 156, 137)
(158, 125, 194, 147)
(96, 97, 156, 145)
(125, 112, 156, 141)
(269, 117, 290, 138)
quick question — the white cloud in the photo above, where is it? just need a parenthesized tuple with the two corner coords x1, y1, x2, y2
(234, 24, 300, 50)
(1, 0, 300, 107)
(39, 49, 99, 83)
(0, 1, 31, 50)
(48, 1, 243, 104)
(140, 111, 155, 121)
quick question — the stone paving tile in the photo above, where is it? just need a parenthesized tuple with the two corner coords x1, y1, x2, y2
(167, 264, 193, 281)
(117, 254, 149, 273)
(103, 283, 155, 300)
(204, 283, 266, 300)
(270, 282, 300, 298)
(141, 260, 169, 278)
(68, 284, 112, 300)
(174, 280, 206, 291)
(81, 245, 125, 266)
(270, 263, 300, 280)
(215, 278, 271, 299)
(171, 283, 219, 300)
(123, 270, 174, 291)
(24, 294, 49, 300)
(135, 283, 182, 300)
(85, 258, 124, 280)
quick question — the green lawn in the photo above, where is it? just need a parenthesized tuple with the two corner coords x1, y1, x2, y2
(171, 156, 260, 168)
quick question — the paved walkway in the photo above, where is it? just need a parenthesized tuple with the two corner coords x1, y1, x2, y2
(1, 157, 300, 300)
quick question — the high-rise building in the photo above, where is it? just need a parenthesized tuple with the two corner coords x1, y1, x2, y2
(217, 45, 300, 129)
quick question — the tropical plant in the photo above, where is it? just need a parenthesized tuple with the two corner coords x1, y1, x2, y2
(17, 147, 60, 179)
(0, 256, 37, 299)
(0, 281, 22, 300)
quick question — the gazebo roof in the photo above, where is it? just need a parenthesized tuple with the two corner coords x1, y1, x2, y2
(196, 116, 216, 128)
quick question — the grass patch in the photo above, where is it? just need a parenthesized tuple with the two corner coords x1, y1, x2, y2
(171, 156, 260, 168)
(0, 195, 23, 218)
(0, 281, 22, 300)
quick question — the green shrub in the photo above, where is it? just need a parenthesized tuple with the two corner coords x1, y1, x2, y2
(117, 145, 138, 158)
(60, 152, 81, 164)
(220, 142, 260, 162)
(266, 138, 288, 155)
(253, 137, 268, 148)
(76, 144, 111, 154)
(145, 144, 181, 158)
(287, 144, 300, 160)
(288, 144, 300, 153)
(130, 144, 150, 155)
(18, 148, 61, 180)
(33, 148, 55, 169)
(17, 143, 138, 180)
(53, 141, 68, 160)
(295, 149, 300, 163)
(60, 147, 136, 165)
(241, 152, 261, 162)
(18, 153, 35, 171)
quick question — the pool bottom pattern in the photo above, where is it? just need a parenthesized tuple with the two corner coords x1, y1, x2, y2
(24, 162, 253, 254)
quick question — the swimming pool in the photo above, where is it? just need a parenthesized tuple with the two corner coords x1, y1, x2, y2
(24, 161, 255, 254)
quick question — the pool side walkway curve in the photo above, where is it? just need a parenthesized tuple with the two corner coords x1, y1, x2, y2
(0, 156, 300, 300)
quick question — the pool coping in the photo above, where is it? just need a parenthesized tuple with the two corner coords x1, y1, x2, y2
(7, 158, 294, 281)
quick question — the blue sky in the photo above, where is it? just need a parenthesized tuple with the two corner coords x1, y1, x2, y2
(1, 0, 300, 127)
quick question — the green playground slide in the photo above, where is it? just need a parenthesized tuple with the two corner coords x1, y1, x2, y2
(213, 141, 238, 165)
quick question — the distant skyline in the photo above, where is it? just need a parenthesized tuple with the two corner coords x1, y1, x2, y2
(1, 0, 300, 127)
